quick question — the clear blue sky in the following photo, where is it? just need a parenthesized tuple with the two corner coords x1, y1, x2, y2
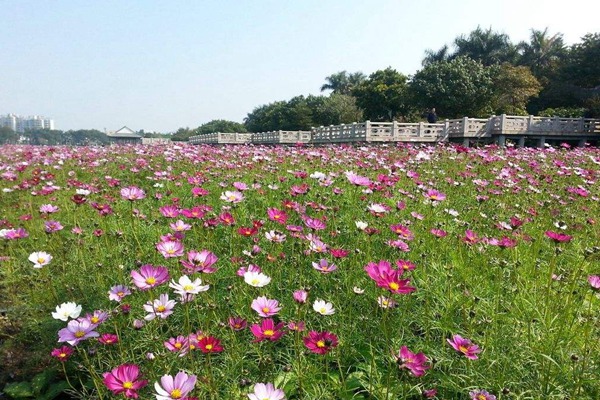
(2, 0, 598, 132)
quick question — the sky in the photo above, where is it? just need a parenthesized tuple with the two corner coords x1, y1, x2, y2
(2, 0, 599, 133)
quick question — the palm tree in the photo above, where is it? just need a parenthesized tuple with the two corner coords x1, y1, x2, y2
(453, 26, 518, 66)
(517, 28, 566, 81)
(422, 44, 451, 66)
(320, 71, 365, 95)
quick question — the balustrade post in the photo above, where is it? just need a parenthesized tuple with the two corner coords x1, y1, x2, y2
(418, 122, 424, 137)
(553, 116, 560, 133)
(392, 120, 398, 140)
(365, 121, 371, 142)
(579, 117, 586, 133)
(500, 114, 507, 134)
(528, 115, 534, 132)
(462, 117, 469, 137)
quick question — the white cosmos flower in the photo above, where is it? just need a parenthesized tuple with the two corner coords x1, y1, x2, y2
(75, 188, 91, 195)
(244, 271, 271, 287)
(355, 221, 368, 230)
(51, 302, 82, 321)
(28, 251, 53, 268)
(169, 275, 209, 295)
(313, 299, 335, 315)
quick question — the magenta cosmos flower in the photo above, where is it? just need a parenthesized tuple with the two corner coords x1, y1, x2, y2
(251, 296, 281, 317)
(303, 331, 339, 355)
(50, 346, 74, 362)
(545, 230, 573, 243)
(248, 382, 286, 400)
(395, 346, 430, 377)
(447, 334, 481, 360)
(250, 318, 286, 342)
(57, 319, 99, 345)
(102, 364, 148, 399)
(120, 186, 146, 201)
(154, 371, 197, 400)
(180, 250, 218, 274)
(469, 389, 497, 400)
(131, 265, 170, 290)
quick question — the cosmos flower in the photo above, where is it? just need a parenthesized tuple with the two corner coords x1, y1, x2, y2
(154, 371, 197, 400)
(395, 346, 430, 377)
(588, 275, 600, 289)
(303, 331, 338, 355)
(447, 334, 481, 360)
(57, 319, 99, 345)
(313, 299, 335, 315)
(180, 250, 218, 274)
(131, 264, 170, 290)
(169, 275, 210, 298)
(247, 383, 286, 400)
(220, 190, 244, 203)
(102, 364, 148, 399)
(250, 318, 286, 342)
(469, 390, 497, 400)
(545, 230, 573, 243)
(198, 336, 223, 353)
(28, 251, 52, 268)
(244, 271, 271, 287)
(108, 285, 132, 302)
(143, 294, 176, 321)
(156, 240, 185, 258)
(251, 296, 281, 317)
(51, 302, 82, 321)
(312, 259, 337, 273)
(120, 186, 146, 201)
(293, 290, 308, 303)
(50, 346, 74, 362)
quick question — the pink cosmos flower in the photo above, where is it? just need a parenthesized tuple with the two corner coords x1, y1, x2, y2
(250, 318, 286, 342)
(156, 240, 184, 258)
(345, 171, 371, 186)
(44, 220, 63, 233)
(180, 250, 218, 274)
(395, 346, 430, 377)
(108, 285, 131, 302)
(159, 205, 180, 218)
(469, 389, 497, 400)
(251, 296, 281, 317)
(430, 228, 448, 238)
(588, 275, 600, 289)
(303, 216, 326, 231)
(170, 220, 192, 232)
(220, 190, 244, 203)
(131, 264, 170, 290)
(98, 333, 119, 345)
(312, 259, 337, 273)
(463, 230, 479, 245)
(293, 290, 308, 303)
(247, 382, 286, 400)
(447, 334, 481, 360)
(424, 189, 446, 202)
(154, 371, 197, 400)
(164, 335, 190, 356)
(103, 364, 148, 399)
(57, 319, 100, 345)
(120, 186, 146, 201)
(39, 204, 59, 214)
(303, 331, 338, 355)
(545, 230, 573, 243)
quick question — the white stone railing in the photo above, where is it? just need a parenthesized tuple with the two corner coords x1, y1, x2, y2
(188, 115, 600, 145)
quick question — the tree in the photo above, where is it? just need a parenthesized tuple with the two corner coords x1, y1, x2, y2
(311, 94, 363, 126)
(0, 126, 18, 144)
(453, 27, 518, 66)
(409, 56, 496, 118)
(196, 120, 246, 135)
(320, 71, 366, 95)
(244, 97, 314, 132)
(352, 67, 411, 121)
(563, 33, 600, 88)
(171, 127, 195, 142)
(422, 44, 451, 67)
(491, 63, 542, 115)
(517, 28, 566, 82)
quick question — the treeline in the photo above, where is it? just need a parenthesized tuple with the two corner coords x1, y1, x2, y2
(0, 127, 112, 146)
(177, 27, 599, 140)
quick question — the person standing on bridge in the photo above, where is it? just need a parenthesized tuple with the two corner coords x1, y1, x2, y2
(427, 108, 438, 124)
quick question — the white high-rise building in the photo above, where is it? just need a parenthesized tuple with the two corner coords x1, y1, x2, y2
(0, 114, 55, 132)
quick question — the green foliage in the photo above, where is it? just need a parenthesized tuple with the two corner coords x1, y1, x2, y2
(491, 63, 542, 115)
(453, 26, 518, 66)
(538, 107, 586, 118)
(196, 120, 247, 135)
(171, 127, 195, 141)
(352, 67, 411, 121)
(320, 71, 366, 95)
(410, 56, 496, 118)
(563, 33, 600, 88)
(517, 28, 567, 83)
(3, 370, 68, 400)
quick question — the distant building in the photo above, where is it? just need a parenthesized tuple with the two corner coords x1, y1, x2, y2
(106, 126, 143, 144)
(0, 114, 54, 132)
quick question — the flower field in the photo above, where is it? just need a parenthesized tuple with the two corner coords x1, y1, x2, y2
(0, 143, 599, 400)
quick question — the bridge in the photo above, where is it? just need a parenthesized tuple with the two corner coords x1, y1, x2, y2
(188, 114, 600, 147)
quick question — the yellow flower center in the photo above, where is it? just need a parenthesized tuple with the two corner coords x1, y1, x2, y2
(156, 305, 166, 312)
(389, 282, 399, 291)
(91, 316, 99, 323)
(145, 277, 156, 285)
(59, 352, 67, 358)
(175, 342, 182, 349)
(167, 249, 175, 254)
(320, 308, 327, 314)
(170, 389, 182, 399)
(75, 331, 85, 338)
(37, 257, 45, 264)
(262, 307, 270, 313)
(183, 285, 194, 291)
(251, 279, 260, 285)
(316, 340, 326, 348)
(264, 330, 274, 337)
(459, 345, 468, 354)
(117, 291, 124, 297)
(122, 381, 133, 389)
(205, 344, 213, 350)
